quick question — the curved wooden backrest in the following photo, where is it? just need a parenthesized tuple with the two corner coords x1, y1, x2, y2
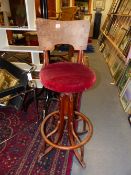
(36, 18, 90, 51)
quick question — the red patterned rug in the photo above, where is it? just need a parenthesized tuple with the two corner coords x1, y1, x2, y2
(0, 98, 73, 175)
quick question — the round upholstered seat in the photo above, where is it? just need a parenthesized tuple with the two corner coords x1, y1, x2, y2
(40, 62, 96, 93)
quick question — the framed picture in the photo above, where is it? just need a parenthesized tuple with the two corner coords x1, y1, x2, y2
(117, 60, 131, 90)
(117, 0, 124, 13)
(120, 78, 131, 111)
(108, 54, 113, 66)
(104, 15, 116, 34)
(61, 0, 70, 7)
(110, 55, 122, 76)
(103, 43, 111, 62)
(119, 36, 130, 54)
(123, 0, 131, 15)
(93, 0, 105, 11)
(109, 0, 122, 13)
(118, 0, 129, 14)
(115, 28, 127, 46)
(119, 27, 131, 53)
(114, 61, 125, 83)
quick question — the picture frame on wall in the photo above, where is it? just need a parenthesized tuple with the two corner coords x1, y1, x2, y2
(108, 0, 118, 13)
(112, 0, 121, 13)
(120, 78, 131, 111)
(118, 0, 129, 14)
(119, 28, 131, 54)
(117, 0, 124, 13)
(117, 61, 130, 90)
(114, 61, 125, 83)
(61, 0, 70, 8)
(93, 0, 105, 11)
(123, 0, 131, 15)
(110, 55, 122, 76)
(115, 28, 127, 46)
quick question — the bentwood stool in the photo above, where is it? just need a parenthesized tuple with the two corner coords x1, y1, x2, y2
(36, 19, 96, 167)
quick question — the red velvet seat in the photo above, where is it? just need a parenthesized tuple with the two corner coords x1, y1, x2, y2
(40, 62, 96, 93)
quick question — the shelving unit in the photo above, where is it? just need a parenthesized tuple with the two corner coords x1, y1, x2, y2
(98, 0, 131, 113)
(0, 0, 43, 87)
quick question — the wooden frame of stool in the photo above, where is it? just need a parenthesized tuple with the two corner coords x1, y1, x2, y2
(40, 93, 93, 167)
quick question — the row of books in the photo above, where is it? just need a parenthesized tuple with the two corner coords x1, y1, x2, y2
(109, 0, 131, 15)
(102, 15, 130, 57)
(108, 16, 130, 40)
(102, 41, 131, 112)
(103, 15, 130, 34)
(103, 41, 125, 83)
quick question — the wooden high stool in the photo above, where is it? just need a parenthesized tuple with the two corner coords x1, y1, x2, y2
(36, 18, 96, 167)
(40, 62, 96, 167)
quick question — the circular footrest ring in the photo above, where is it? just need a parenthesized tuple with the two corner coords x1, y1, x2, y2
(40, 110, 93, 150)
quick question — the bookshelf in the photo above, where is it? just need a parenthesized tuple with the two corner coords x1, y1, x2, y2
(0, 0, 43, 88)
(98, 0, 131, 113)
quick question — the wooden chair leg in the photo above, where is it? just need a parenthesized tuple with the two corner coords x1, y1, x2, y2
(69, 122, 86, 167)
(40, 111, 65, 156)
(73, 147, 86, 168)
(75, 113, 91, 135)
(40, 94, 93, 168)
(38, 141, 46, 162)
